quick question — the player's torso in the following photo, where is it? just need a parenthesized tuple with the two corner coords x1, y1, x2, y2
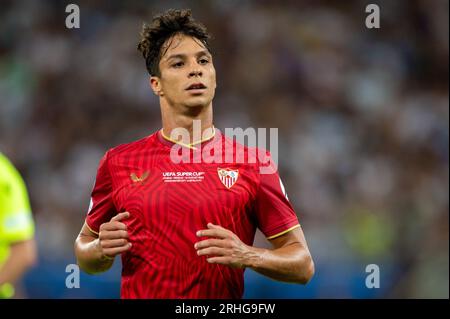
(108, 144, 259, 262)
(105, 133, 264, 298)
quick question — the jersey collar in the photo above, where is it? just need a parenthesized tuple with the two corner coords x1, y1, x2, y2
(157, 126, 218, 150)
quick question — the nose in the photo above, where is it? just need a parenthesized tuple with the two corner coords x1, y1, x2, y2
(188, 69, 202, 78)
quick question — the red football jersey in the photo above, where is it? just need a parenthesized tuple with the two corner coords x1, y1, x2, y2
(85, 129, 300, 299)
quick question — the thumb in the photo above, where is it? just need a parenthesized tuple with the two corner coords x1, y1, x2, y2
(111, 211, 130, 222)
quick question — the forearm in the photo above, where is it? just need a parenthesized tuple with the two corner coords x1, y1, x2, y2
(245, 243, 314, 284)
(0, 240, 37, 286)
(74, 235, 114, 274)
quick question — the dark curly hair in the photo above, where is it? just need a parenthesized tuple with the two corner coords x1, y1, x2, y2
(137, 9, 212, 76)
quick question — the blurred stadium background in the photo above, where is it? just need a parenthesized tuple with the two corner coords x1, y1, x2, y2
(0, 0, 448, 298)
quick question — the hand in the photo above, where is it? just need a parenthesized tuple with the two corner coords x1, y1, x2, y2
(195, 223, 257, 269)
(98, 212, 132, 259)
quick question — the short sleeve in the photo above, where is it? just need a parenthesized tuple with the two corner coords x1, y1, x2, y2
(253, 151, 300, 239)
(85, 151, 117, 234)
(0, 154, 35, 244)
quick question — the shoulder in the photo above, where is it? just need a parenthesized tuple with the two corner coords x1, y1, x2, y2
(0, 152, 13, 172)
(0, 153, 23, 185)
(105, 132, 159, 162)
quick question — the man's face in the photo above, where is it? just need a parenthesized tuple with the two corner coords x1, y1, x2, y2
(151, 34, 216, 109)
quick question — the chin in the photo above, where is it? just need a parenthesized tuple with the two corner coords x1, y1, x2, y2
(184, 97, 211, 108)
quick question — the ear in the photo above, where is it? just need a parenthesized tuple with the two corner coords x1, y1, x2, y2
(150, 76, 163, 96)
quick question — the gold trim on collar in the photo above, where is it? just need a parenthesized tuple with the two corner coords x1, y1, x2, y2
(160, 126, 215, 150)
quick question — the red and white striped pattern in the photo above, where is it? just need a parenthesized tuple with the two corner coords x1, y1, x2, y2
(217, 168, 239, 189)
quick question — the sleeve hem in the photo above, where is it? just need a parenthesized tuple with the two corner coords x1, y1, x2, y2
(3, 232, 34, 245)
(85, 219, 99, 235)
(266, 224, 300, 240)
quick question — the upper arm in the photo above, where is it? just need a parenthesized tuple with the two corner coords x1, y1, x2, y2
(79, 222, 99, 239)
(268, 225, 315, 283)
(8, 238, 37, 266)
(268, 226, 310, 251)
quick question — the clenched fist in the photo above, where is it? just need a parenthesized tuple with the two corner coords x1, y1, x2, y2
(98, 212, 132, 259)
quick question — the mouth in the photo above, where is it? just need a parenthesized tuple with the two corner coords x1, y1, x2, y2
(186, 83, 207, 92)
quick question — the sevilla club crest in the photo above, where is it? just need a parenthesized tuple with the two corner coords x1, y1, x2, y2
(217, 168, 239, 189)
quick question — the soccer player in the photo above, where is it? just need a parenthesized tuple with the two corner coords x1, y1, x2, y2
(74, 9, 314, 298)
(0, 152, 37, 298)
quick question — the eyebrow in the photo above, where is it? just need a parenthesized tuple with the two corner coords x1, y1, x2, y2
(164, 50, 211, 62)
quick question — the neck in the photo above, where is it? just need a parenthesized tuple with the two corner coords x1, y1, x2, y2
(160, 100, 214, 145)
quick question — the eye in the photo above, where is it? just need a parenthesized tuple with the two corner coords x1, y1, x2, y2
(172, 61, 184, 68)
(198, 58, 209, 65)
